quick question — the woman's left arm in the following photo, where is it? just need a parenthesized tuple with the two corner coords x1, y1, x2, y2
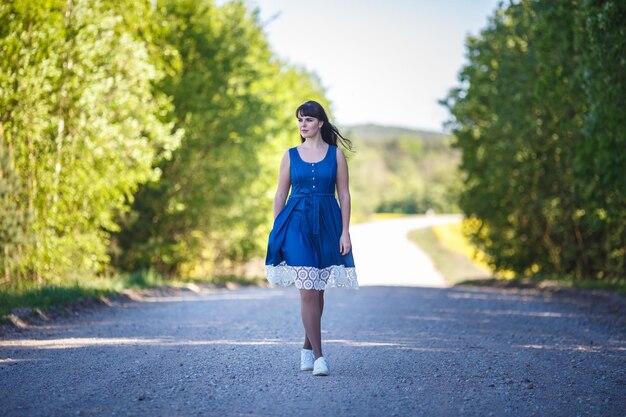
(336, 147, 352, 256)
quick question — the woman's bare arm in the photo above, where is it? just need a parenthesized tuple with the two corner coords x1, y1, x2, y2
(335, 147, 352, 255)
(273, 150, 291, 219)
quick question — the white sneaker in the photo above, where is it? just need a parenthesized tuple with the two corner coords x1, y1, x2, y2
(312, 356, 329, 376)
(300, 349, 314, 371)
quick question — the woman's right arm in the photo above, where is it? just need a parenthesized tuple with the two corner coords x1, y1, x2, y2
(273, 150, 291, 219)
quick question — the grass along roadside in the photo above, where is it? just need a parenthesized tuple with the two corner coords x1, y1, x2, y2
(454, 275, 626, 294)
(0, 270, 264, 325)
(408, 224, 491, 285)
(409, 221, 626, 293)
(430, 221, 493, 273)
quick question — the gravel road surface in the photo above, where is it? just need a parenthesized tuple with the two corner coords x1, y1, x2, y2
(1, 284, 625, 417)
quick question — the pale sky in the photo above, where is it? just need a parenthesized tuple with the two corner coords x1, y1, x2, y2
(248, 0, 502, 132)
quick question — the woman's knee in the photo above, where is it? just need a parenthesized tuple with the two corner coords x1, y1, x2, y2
(300, 289, 321, 304)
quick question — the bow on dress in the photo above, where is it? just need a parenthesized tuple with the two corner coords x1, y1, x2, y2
(289, 188, 334, 236)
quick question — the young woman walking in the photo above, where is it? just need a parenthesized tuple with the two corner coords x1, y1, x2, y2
(265, 100, 359, 376)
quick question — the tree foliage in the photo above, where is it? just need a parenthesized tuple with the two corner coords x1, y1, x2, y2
(0, 0, 180, 286)
(1, 0, 328, 287)
(346, 126, 460, 219)
(443, 0, 625, 279)
(110, 0, 329, 278)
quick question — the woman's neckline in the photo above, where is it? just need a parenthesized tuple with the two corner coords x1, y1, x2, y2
(295, 144, 332, 164)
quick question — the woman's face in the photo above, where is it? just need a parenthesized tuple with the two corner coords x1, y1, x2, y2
(297, 113, 323, 139)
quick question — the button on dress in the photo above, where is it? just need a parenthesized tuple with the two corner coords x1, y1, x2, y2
(265, 145, 358, 290)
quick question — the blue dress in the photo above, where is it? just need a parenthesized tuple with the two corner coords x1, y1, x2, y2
(265, 145, 358, 290)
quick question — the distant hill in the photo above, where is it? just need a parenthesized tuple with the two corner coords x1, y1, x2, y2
(342, 124, 450, 143)
(342, 124, 460, 219)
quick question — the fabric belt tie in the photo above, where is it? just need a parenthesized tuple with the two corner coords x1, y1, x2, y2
(288, 190, 335, 235)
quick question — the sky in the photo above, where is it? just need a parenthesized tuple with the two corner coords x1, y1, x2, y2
(247, 0, 503, 132)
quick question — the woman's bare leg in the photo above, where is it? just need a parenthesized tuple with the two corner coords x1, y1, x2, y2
(300, 289, 325, 358)
(303, 290, 324, 350)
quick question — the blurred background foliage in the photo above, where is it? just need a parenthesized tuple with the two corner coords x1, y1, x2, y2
(442, 0, 625, 281)
(346, 125, 460, 221)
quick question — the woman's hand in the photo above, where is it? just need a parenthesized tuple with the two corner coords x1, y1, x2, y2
(339, 232, 352, 256)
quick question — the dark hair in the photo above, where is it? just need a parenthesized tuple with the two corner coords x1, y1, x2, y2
(295, 100, 353, 151)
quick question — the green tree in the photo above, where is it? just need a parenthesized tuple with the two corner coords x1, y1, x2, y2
(113, 0, 329, 278)
(0, 141, 29, 285)
(0, 0, 179, 286)
(346, 129, 460, 218)
(573, 0, 626, 277)
(443, 0, 625, 280)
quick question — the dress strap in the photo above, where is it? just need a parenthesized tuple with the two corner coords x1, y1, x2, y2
(329, 145, 338, 179)
(288, 147, 298, 161)
(288, 147, 300, 184)
(329, 145, 337, 163)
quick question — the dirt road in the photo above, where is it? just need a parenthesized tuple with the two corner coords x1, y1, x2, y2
(350, 214, 462, 287)
(1, 283, 625, 417)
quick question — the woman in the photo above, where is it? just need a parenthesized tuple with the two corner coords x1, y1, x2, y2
(265, 100, 359, 376)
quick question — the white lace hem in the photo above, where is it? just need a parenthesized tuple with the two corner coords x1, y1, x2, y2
(266, 262, 359, 290)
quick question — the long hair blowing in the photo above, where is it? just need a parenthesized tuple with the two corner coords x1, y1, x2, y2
(295, 100, 353, 151)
